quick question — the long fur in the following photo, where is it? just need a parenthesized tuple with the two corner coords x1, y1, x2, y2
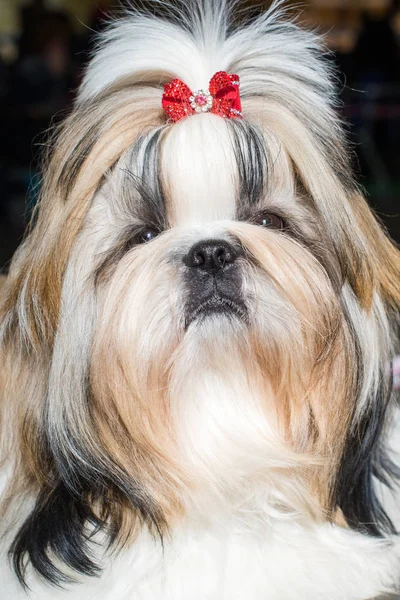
(0, 1, 399, 598)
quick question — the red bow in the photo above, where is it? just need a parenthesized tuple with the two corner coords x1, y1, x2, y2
(162, 71, 242, 123)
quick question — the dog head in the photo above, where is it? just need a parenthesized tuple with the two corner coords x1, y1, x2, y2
(1, 0, 399, 587)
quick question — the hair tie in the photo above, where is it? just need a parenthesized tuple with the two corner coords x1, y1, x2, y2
(162, 71, 242, 123)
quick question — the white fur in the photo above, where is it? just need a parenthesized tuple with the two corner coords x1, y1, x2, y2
(1, 501, 399, 599)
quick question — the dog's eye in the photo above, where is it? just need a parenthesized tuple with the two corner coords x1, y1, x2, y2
(133, 227, 160, 245)
(139, 229, 158, 243)
(256, 213, 285, 230)
(126, 228, 160, 250)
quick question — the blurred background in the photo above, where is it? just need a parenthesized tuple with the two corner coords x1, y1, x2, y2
(0, 0, 399, 273)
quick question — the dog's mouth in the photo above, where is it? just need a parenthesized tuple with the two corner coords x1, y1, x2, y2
(186, 294, 248, 327)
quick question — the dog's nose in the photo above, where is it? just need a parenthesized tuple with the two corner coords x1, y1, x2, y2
(184, 239, 238, 272)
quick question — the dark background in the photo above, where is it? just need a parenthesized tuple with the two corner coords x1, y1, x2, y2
(0, 0, 399, 273)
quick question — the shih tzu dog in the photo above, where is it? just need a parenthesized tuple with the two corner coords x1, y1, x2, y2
(0, 1, 400, 598)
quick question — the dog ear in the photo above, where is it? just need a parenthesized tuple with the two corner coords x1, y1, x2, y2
(251, 101, 400, 533)
(323, 192, 400, 534)
(328, 193, 400, 536)
(0, 92, 167, 586)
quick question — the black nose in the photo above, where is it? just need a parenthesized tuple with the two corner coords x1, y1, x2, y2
(184, 239, 238, 272)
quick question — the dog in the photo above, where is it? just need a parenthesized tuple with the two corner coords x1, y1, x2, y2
(0, 1, 399, 598)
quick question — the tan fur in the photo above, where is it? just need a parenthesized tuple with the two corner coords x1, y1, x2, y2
(229, 224, 357, 513)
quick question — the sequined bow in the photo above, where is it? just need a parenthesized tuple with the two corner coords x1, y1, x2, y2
(162, 71, 242, 123)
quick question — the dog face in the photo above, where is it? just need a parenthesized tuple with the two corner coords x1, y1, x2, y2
(1, 1, 399, 588)
(86, 113, 347, 477)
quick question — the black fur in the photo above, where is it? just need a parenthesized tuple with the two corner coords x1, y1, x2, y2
(334, 396, 398, 536)
(10, 413, 165, 588)
(332, 345, 399, 536)
(95, 127, 167, 282)
(227, 119, 268, 216)
(10, 481, 101, 587)
(11, 470, 164, 588)
(122, 127, 167, 229)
